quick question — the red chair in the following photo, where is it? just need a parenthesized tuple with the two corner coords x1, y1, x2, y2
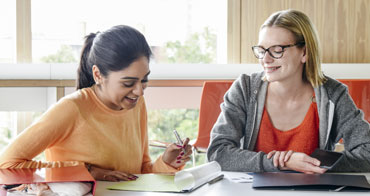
(339, 79, 370, 123)
(192, 81, 233, 154)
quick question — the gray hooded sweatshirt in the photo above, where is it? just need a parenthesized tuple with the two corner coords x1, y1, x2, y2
(207, 72, 370, 172)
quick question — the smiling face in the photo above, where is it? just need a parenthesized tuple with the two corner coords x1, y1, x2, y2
(258, 26, 306, 83)
(93, 56, 150, 111)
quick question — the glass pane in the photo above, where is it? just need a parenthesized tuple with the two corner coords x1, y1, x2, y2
(148, 109, 206, 167)
(31, 0, 227, 64)
(0, 112, 43, 151)
(0, 0, 15, 63)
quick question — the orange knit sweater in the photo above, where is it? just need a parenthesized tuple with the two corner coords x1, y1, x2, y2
(0, 88, 178, 174)
(255, 101, 319, 155)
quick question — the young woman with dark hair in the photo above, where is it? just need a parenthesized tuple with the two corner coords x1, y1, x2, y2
(0, 25, 192, 181)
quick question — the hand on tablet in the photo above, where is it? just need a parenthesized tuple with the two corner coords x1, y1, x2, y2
(267, 150, 294, 168)
(283, 152, 327, 174)
(268, 151, 327, 174)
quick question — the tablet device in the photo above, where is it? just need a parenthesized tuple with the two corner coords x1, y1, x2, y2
(310, 148, 343, 169)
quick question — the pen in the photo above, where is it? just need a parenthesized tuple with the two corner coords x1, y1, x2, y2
(208, 174, 224, 185)
(173, 129, 186, 154)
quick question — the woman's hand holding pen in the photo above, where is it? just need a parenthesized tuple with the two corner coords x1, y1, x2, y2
(88, 164, 138, 182)
(162, 138, 192, 168)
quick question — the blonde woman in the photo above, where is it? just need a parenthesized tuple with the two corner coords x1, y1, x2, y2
(207, 9, 370, 173)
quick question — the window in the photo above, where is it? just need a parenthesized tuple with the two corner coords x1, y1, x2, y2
(144, 86, 203, 164)
(2, 0, 228, 166)
(0, 112, 43, 151)
(0, 0, 15, 63)
(0, 112, 17, 150)
(31, 0, 227, 64)
(31, 0, 227, 165)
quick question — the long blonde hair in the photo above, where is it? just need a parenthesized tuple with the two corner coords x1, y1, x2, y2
(261, 9, 326, 87)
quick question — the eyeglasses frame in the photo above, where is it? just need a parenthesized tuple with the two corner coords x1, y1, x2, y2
(251, 42, 305, 59)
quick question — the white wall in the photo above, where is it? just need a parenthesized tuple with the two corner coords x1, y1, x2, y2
(1, 63, 370, 111)
(66, 86, 203, 110)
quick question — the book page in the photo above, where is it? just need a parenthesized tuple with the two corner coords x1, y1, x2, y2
(106, 161, 222, 192)
(107, 174, 180, 192)
(174, 161, 221, 191)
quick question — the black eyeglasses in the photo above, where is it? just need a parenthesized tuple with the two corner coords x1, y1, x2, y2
(251, 42, 305, 59)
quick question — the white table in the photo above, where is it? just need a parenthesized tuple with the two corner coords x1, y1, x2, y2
(94, 172, 370, 196)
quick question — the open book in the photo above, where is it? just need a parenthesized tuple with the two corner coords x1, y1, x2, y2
(107, 161, 222, 192)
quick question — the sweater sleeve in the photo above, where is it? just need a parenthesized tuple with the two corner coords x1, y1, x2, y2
(329, 84, 370, 172)
(207, 74, 278, 172)
(0, 98, 83, 169)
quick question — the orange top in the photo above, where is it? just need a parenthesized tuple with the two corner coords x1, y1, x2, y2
(255, 101, 319, 155)
(0, 88, 178, 174)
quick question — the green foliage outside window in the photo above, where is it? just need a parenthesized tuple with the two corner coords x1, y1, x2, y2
(165, 27, 217, 64)
(0, 127, 12, 151)
(148, 27, 217, 166)
(148, 109, 207, 167)
(40, 45, 77, 63)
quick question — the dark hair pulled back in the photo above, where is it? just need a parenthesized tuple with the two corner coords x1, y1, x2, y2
(76, 25, 152, 89)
